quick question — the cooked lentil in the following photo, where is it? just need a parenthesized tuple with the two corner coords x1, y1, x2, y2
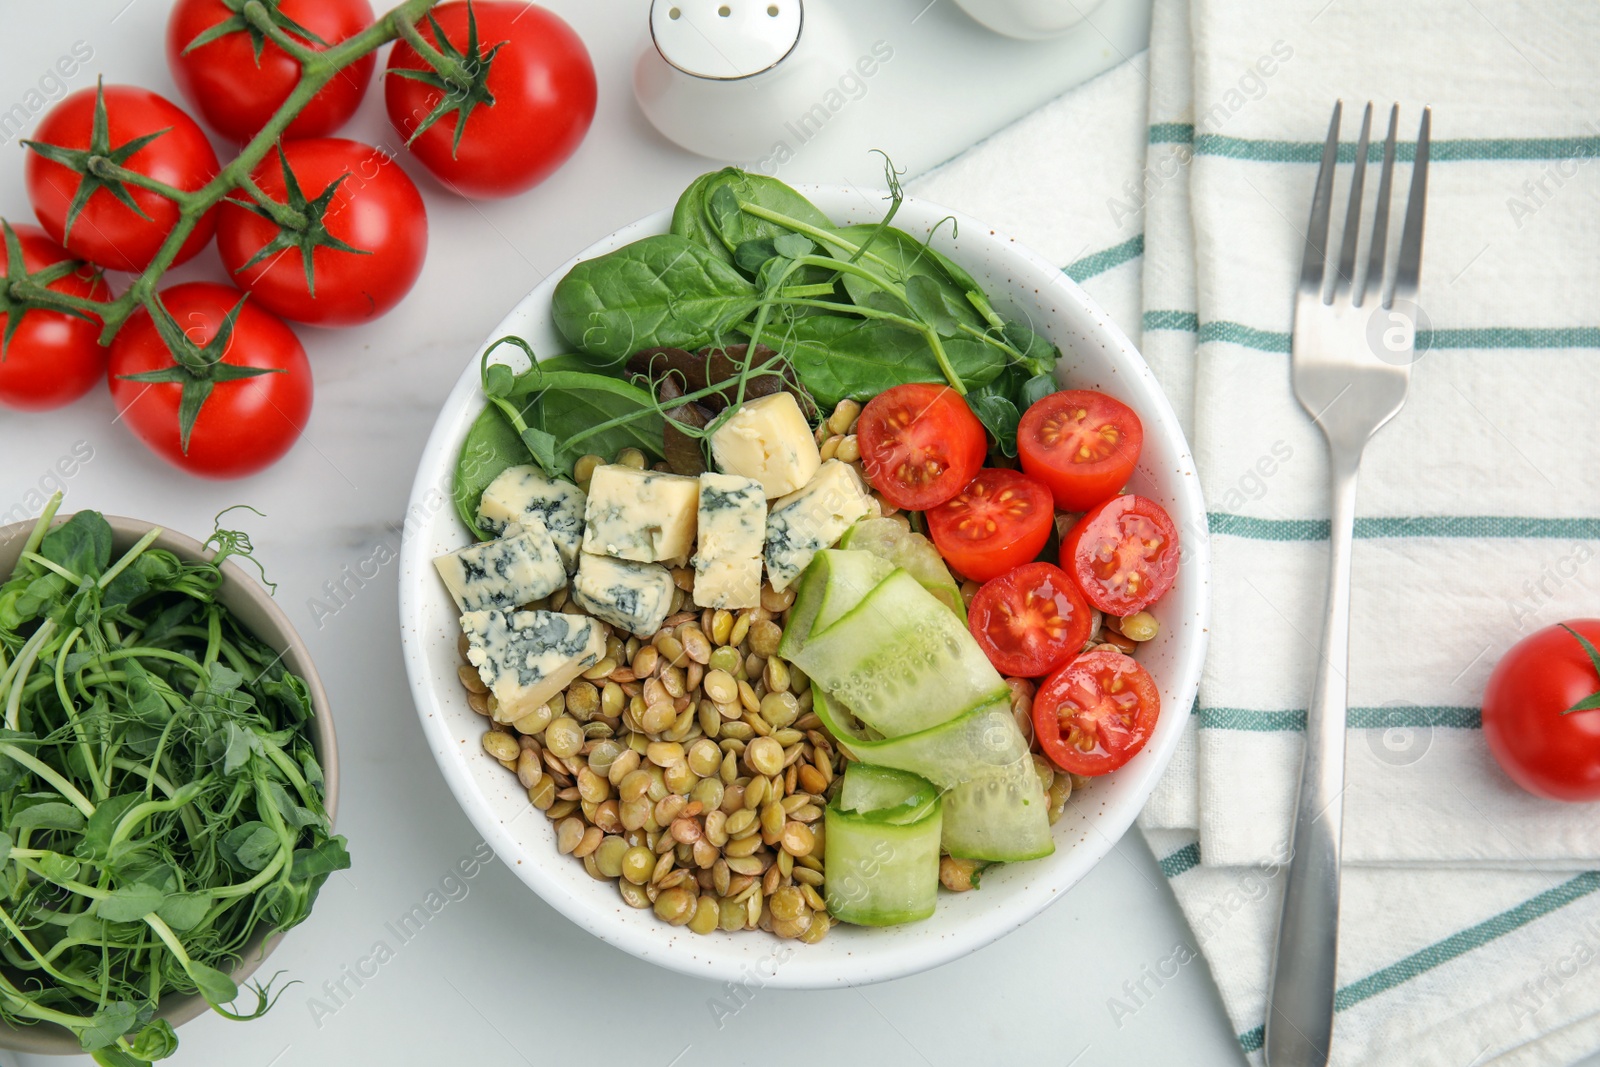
(454, 420, 1102, 941)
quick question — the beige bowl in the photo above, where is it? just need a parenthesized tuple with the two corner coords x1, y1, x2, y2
(0, 514, 339, 1055)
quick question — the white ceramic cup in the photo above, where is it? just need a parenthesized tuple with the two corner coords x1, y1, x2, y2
(633, 0, 853, 163)
(949, 0, 1107, 39)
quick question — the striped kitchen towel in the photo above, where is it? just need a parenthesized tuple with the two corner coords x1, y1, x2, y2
(919, 0, 1600, 1061)
(1148, 0, 1600, 1061)
(1183, 0, 1600, 872)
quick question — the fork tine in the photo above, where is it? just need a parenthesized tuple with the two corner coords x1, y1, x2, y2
(1390, 106, 1431, 304)
(1333, 102, 1373, 298)
(1298, 101, 1342, 298)
(1360, 105, 1399, 307)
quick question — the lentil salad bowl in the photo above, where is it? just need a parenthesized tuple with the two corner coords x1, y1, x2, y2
(398, 185, 1209, 988)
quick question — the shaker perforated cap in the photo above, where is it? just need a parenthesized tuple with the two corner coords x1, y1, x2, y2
(649, 0, 803, 80)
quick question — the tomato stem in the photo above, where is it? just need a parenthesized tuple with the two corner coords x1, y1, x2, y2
(239, 0, 322, 66)
(1558, 624, 1600, 715)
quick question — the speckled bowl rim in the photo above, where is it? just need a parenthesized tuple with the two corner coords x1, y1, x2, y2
(0, 515, 340, 1054)
(399, 186, 1210, 989)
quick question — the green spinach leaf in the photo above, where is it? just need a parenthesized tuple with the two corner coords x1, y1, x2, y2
(700, 169, 836, 254)
(968, 385, 1023, 456)
(781, 315, 1006, 409)
(551, 234, 757, 363)
(453, 404, 530, 538)
(669, 171, 737, 266)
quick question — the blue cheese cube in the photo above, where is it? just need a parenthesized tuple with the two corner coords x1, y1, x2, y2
(570, 553, 675, 637)
(693, 559, 761, 611)
(581, 464, 699, 563)
(693, 472, 766, 609)
(764, 460, 874, 592)
(709, 392, 821, 498)
(433, 520, 567, 612)
(461, 609, 606, 722)
(477, 465, 586, 572)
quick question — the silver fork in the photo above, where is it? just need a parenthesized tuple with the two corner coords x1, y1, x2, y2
(1265, 101, 1430, 1067)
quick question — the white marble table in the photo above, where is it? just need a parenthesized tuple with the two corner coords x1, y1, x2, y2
(0, 2, 1244, 1063)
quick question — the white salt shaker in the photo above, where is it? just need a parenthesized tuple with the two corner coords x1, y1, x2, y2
(950, 0, 1107, 39)
(633, 0, 851, 164)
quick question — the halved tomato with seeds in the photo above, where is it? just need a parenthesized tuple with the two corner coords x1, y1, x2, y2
(1018, 389, 1142, 511)
(926, 468, 1054, 582)
(856, 383, 987, 511)
(1061, 494, 1179, 615)
(968, 562, 1092, 677)
(1034, 648, 1160, 775)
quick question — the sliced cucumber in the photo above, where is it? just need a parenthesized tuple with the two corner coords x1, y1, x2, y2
(777, 549, 895, 662)
(825, 763, 943, 926)
(816, 689, 1054, 862)
(941, 756, 1055, 862)
(839, 763, 937, 821)
(790, 569, 1006, 738)
(841, 517, 966, 622)
(814, 690, 1029, 784)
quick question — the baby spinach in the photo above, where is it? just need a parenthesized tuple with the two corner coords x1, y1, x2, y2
(453, 404, 530, 537)
(669, 171, 737, 266)
(682, 168, 837, 259)
(816, 224, 986, 331)
(780, 314, 1007, 409)
(453, 340, 669, 536)
(0, 498, 346, 1064)
(966, 364, 1059, 456)
(551, 234, 758, 364)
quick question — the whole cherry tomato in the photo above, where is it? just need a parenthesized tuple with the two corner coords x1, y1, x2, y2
(0, 224, 111, 411)
(108, 283, 312, 479)
(25, 85, 219, 273)
(216, 139, 427, 326)
(384, 1, 596, 198)
(167, 0, 377, 142)
(1482, 620, 1600, 802)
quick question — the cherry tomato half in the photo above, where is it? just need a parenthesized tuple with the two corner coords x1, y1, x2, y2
(384, 1, 597, 198)
(1482, 620, 1600, 802)
(167, 0, 376, 142)
(857, 383, 987, 511)
(216, 139, 428, 326)
(108, 283, 312, 479)
(0, 225, 111, 411)
(25, 85, 219, 273)
(927, 468, 1054, 582)
(1033, 648, 1160, 775)
(1019, 389, 1143, 511)
(1061, 494, 1179, 615)
(967, 562, 1092, 678)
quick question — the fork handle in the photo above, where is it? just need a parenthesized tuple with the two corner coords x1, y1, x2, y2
(1265, 447, 1360, 1067)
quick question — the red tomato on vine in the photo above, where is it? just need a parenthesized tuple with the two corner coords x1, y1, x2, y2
(216, 139, 428, 326)
(167, 0, 377, 143)
(24, 83, 220, 273)
(108, 283, 312, 479)
(384, 1, 597, 198)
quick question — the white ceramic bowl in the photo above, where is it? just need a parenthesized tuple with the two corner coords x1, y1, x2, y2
(399, 186, 1209, 988)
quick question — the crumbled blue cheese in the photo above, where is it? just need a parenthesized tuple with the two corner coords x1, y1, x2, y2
(477, 465, 586, 572)
(709, 392, 821, 498)
(461, 609, 606, 722)
(433, 520, 567, 612)
(764, 460, 874, 592)
(581, 464, 699, 563)
(693, 472, 766, 609)
(570, 553, 675, 637)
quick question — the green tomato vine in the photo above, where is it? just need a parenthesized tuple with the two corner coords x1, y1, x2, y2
(1, 0, 465, 347)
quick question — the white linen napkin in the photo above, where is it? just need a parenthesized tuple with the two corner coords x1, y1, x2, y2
(916, 0, 1600, 1062)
